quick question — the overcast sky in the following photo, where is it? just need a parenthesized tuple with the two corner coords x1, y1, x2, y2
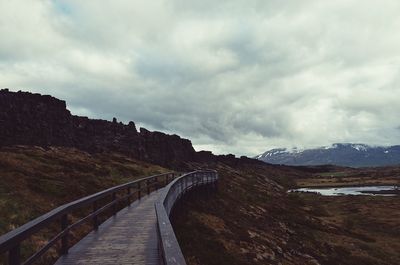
(1, 0, 400, 156)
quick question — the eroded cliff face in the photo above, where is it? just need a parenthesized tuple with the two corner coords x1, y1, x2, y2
(0, 89, 74, 147)
(0, 89, 196, 167)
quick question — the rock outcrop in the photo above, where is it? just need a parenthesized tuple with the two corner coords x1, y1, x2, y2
(0, 88, 264, 168)
(0, 89, 196, 167)
(0, 89, 75, 147)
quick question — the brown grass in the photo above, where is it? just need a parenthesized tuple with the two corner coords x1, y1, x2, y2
(0, 146, 168, 264)
(297, 167, 400, 188)
(172, 163, 400, 265)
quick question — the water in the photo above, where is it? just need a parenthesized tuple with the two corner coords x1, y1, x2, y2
(289, 185, 399, 196)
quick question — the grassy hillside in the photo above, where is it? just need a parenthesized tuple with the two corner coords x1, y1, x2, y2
(172, 163, 400, 265)
(1, 145, 399, 265)
(0, 146, 168, 263)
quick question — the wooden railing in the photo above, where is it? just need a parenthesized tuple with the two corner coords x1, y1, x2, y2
(0, 172, 175, 265)
(155, 170, 218, 265)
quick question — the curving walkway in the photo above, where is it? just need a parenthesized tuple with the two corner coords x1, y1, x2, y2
(0, 171, 217, 265)
(55, 190, 162, 265)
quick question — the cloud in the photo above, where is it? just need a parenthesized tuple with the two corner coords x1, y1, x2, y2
(1, 0, 400, 156)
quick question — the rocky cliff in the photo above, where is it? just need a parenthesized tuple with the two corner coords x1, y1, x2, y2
(0, 89, 197, 167)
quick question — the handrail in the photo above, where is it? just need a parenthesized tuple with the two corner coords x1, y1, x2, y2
(0, 172, 175, 265)
(155, 170, 218, 265)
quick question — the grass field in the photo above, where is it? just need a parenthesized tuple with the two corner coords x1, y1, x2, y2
(173, 164, 400, 265)
(296, 167, 400, 188)
(0, 146, 168, 264)
(1, 146, 399, 265)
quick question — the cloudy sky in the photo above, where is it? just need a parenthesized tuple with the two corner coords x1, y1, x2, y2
(1, 0, 400, 156)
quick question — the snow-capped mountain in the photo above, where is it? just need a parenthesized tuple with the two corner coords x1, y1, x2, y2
(256, 143, 400, 167)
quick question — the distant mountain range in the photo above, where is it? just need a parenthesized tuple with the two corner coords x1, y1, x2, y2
(256, 143, 400, 167)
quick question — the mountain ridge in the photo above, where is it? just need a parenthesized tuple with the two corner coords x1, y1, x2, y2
(256, 143, 400, 167)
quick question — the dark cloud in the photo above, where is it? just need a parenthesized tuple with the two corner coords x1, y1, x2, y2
(1, 0, 400, 156)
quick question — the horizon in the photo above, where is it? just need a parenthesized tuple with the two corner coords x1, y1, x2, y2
(4, 84, 399, 158)
(5, 87, 400, 158)
(2, 1, 400, 157)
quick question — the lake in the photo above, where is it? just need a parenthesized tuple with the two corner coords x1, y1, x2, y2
(289, 185, 400, 196)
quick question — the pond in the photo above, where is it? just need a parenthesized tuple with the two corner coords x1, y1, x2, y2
(289, 185, 400, 196)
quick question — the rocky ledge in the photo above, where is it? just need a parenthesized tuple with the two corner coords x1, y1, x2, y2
(0, 89, 260, 168)
(0, 89, 197, 167)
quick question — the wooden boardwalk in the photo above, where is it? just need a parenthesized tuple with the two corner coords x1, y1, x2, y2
(0, 171, 217, 265)
(55, 190, 162, 265)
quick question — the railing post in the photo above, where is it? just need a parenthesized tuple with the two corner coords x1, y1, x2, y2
(180, 177, 183, 194)
(60, 214, 69, 255)
(201, 172, 205, 192)
(112, 192, 117, 215)
(127, 187, 131, 206)
(138, 182, 141, 199)
(215, 172, 218, 191)
(9, 244, 20, 265)
(165, 174, 169, 186)
(147, 179, 150, 195)
(201, 172, 204, 192)
(208, 172, 212, 194)
(137, 182, 142, 200)
(93, 201, 99, 230)
(192, 173, 197, 198)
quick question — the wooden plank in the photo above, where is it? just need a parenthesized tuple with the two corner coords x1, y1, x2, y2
(0, 172, 173, 254)
(55, 190, 162, 265)
(53, 170, 218, 265)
